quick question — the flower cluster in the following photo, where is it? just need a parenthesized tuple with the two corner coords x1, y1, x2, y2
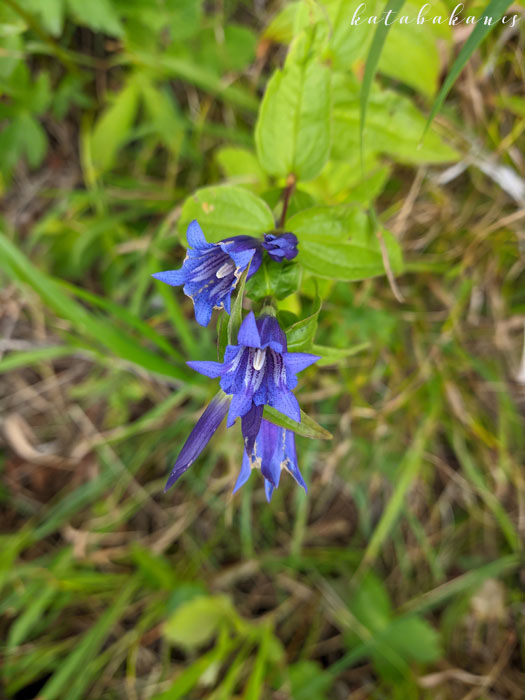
(152, 221, 297, 328)
(153, 220, 317, 501)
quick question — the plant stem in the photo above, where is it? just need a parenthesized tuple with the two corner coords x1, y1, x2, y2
(279, 174, 296, 228)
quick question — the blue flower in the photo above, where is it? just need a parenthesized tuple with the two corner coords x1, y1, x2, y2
(164, 393, 231, 492)
(163, 312, 319, 494)
(262, 232, 298, 261)
(152, 220, 262, 327)
(188, 311, 319, 455)
(233, 419, 307, 502)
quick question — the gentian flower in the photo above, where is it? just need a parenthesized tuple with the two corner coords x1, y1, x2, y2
(188, 311, 319, 454)
(262, 232, 298, 261)
(163, 312, 319, 495)
(233, 419, 307, 502)
(152, 220, 262, 327)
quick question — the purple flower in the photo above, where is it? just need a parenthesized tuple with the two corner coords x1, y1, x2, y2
(163, 312, 319, 495)
(164, 393, 231, 492)
(233, 419, 307, 502)
(152, 220, 262, 327)
(188, 311, 319, 455)
(262, 232, 298, 261)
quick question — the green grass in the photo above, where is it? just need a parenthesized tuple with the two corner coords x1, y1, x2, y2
(1, 1, 525, 698)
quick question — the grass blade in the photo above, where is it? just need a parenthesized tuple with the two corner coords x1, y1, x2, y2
(39, 579, 137, 700)
(0, 346, 76, 373)
(0, 233, 187, 381)
(360, 407, 438, 567)
(359, 0, 406, 168)
(422, 0, 513, 137)
(450, 428, 521, 552)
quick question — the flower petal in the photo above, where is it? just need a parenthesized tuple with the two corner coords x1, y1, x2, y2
(269, 389, 300, 422)
(247, 248, 263, 279)
(262, 232, 298, 261)
(186, 220, 211, 250)
(283, 430, 307, 492)
(232, 451, 252, 494)
(237, 311, 261, 348)
(164, 393, 231, 491)
(225, 246, 255, 271)
(193, 293, 214, 327)
(226, 390, 253, 427)
(152, 269, 187, 286)
(257, 316, 287, 352)
(283, 352, 320, 375)
(257, 420, 282, 488)
(241, 403, 263, 456)
(264, 478, 275, 502)
(187, 360, 225, 378)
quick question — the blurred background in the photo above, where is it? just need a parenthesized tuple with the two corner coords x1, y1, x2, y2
(0, 0, 524, 698)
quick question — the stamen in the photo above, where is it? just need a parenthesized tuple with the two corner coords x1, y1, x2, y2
(253, 348, 266, 371)
(216, 261, 235, 278)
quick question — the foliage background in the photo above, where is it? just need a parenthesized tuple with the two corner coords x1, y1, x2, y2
(0, 0, 524, 698)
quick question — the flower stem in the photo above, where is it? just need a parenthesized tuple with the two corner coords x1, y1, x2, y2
(279, 174, 296, 228)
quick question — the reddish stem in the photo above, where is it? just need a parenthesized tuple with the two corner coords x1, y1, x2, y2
(279, 174, 296, 228)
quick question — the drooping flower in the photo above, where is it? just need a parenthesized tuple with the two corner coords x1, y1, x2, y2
(152, 220, 262, 327)
(188, 311, 319, 455)
(262, 232, 298, 261)
(163, 312, 319, 494)
(164, 393, 231, 492)
(233, 419, 307, 501)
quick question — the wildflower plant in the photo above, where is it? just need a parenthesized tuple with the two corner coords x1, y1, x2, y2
(152, 18, 458, 501)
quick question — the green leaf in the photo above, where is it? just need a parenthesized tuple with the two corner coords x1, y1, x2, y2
(153, 630, 236, 700)
(288, 206, 403, 281)
(349, 572, 393, 633)
(378, 0, 451, 97)
(66, 0, 123, 36)
(372, 616, 442, 681)
(423, 0, 513, 138)
(17, 113, 48, 168)
(131, 546, 178, 590)
(263, 2, 299, 43)
(141, 51, 258, 112)
(163, 595, 234, 652)
(166, 0, 202, 41)
(24, 0, 65, 36)
(304, 157, 390, 207)
(217, 312, 229, 362)
(197, 24, 256, 74)
(334, 75, 458, 165)
(263, 407, 332, 440)
(288, 660, 334, 700)
(140, 78, 184, 156)
(321, 0, 379, 69)
(285, 297, 321, 351)
(246, 259, 301, 302)
(312, 342, 369, 367)
(91, 78, 140, 173)
(215, 146, 268, 189)
(260, 187, 317, 220)
(178, 185, 275, 243)
(255, 27, 331, 181)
